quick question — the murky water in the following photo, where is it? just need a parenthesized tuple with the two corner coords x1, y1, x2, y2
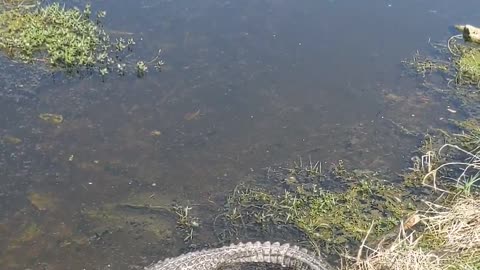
(0, 0, 478, 269)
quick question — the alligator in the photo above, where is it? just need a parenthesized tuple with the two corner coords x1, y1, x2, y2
(145, 241, 335, 270)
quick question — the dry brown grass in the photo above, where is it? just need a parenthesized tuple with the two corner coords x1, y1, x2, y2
(344, 196, 480, 270)
(422, 197, 480, 253)
(346, 228, 444, 270)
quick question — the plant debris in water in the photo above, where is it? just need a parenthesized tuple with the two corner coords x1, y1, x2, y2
(173, 204, 201, 242)
(39, 113, 63, 124)
(2, 135, 22, 144)
(0, 2, 162, 76)
(402, 51, 449, 78)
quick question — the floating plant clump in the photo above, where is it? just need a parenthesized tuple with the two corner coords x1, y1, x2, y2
(0, 2, 163, 77)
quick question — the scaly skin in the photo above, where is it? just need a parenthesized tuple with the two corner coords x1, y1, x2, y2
(145, 241, 334, 270)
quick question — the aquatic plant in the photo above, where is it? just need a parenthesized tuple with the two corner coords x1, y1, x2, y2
(402, 51, 449, 78)
(0, 3, 102, 66)
(417, 120, 480, 195)
(223, 164, 414, 255)
(173, 204, 201, 242)
(403, 33, 480, 91)
(0, 2, 162, 77)
(136, 61, 148, 77)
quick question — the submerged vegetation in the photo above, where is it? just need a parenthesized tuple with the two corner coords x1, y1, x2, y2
(403, 34, 480, 87)
(83, 196, 201, 244)
(219, 162, 416, 255)
(0, 2, 162, 77)
(402, 33, 480, 119)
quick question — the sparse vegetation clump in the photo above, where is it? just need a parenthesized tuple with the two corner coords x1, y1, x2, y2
(419, 119, 480, 195)
(0, 2, 162, 77)
(403, 33, 480, 88)
(220, 160, 416, 255)
(402, 51, 450, 78)
(173, 204, 201, 242)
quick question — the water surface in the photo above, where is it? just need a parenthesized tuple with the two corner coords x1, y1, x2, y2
(0, 0, 477, 269)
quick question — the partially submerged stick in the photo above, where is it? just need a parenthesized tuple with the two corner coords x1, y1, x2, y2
(454, 24, 480, 44)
